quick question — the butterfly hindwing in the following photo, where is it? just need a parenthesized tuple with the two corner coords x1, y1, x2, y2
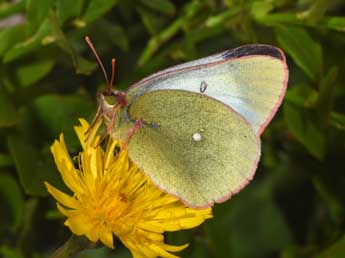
(127, 90, 260, 207)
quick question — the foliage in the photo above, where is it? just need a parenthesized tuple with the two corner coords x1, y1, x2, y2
(0, 0, 344, 257)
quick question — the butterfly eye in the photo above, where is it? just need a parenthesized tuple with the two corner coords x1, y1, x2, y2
(104, 94, 117, 105)
(98, 90, 116, 106)
(98, 90, 127, 107)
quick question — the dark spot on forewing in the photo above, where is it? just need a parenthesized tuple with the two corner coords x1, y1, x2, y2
(200, 81, 208, 93)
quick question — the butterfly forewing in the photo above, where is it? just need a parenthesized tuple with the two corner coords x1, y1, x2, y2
(127, 90, 260, 208)
(127, 45, 288, 135)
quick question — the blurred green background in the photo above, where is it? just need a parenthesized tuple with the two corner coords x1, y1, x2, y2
(0, 0, 345, 257)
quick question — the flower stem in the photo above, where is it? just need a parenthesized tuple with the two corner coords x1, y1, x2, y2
(49, 235, 97, 258)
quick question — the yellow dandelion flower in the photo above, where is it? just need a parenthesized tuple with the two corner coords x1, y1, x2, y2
(45, 119, 212, 258)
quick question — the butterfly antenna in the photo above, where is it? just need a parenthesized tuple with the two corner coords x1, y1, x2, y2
(109, 58, 116, 92)
(85, 36, 109, 85)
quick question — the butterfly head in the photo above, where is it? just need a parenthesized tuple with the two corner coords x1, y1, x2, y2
(98, 89, 127, 115)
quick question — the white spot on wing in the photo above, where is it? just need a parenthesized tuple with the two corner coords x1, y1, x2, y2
(193, 133, 202, 141)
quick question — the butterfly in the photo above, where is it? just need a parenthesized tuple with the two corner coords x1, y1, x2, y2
(87, 38, 288, 208)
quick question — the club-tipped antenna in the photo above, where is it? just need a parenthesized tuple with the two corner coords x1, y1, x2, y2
(109, 58, 116, 92)
(85, 36, 109, 85)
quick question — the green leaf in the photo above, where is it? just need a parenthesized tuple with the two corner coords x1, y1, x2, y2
(166, 228, 209, 258)
(93, 20, 129, 51)
(137, 0, 207, 66)
(315, 235, 345, 258)
(26, 0, 55, 32)
(330, 112, 345, 131)
(3, 19, 52, 62)
(138, 18, 183, 66)
(284, 102, 326, 160)
(82, 0, 118, 24)
(74, 57, 98, 75)
(312, 176, 344, 224)
(16, 199, 39, 254)
(317, 66, 338, 120)
(15, 56, 56, 87)
(33, 94, 95, 151)
(48, 11, 97, 75)
(7, 135, 59, 196)
(0, 174, 24, 232)
(276, 26, 322, 80)
(298, 0, 330, 24)
(250, 1, 273, 19)
(0, 86, 17, 127)
(56, 0, 84, 24)
(0, 246, 23, 258)
(45, 209, 63, 220)
(107, 23, 129, 51)
(0, 153, 13, 167)
(140, 0, 176, 16)
(256, 12, 303, 26)
(0, 0, 25, 19)
(6, 94, 94, 197)
(323, 16, 345, 32)
(0, 24, 26, 57)
(284, 83, 315, 107)
(205, 8, 240, 27)
(205, 180, 292, 258)
(137, 6, 167, 35)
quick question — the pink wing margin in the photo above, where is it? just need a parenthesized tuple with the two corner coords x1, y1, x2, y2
(257, 47, 289, 136)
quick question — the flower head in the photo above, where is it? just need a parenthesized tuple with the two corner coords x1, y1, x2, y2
(45, 119, 212, 258)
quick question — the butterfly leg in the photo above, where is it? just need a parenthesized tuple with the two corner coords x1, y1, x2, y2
(90, 105, 101, 126)
(85, 105, 103, 136)
(106, 104, 121, 134)
(122, 119, 143, 149)
(92, 105, 120, 146)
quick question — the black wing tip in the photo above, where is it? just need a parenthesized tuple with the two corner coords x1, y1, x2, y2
(221, 44, 285, 61)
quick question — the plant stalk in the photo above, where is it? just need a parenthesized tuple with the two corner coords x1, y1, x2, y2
(49, 235, 97, 258)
